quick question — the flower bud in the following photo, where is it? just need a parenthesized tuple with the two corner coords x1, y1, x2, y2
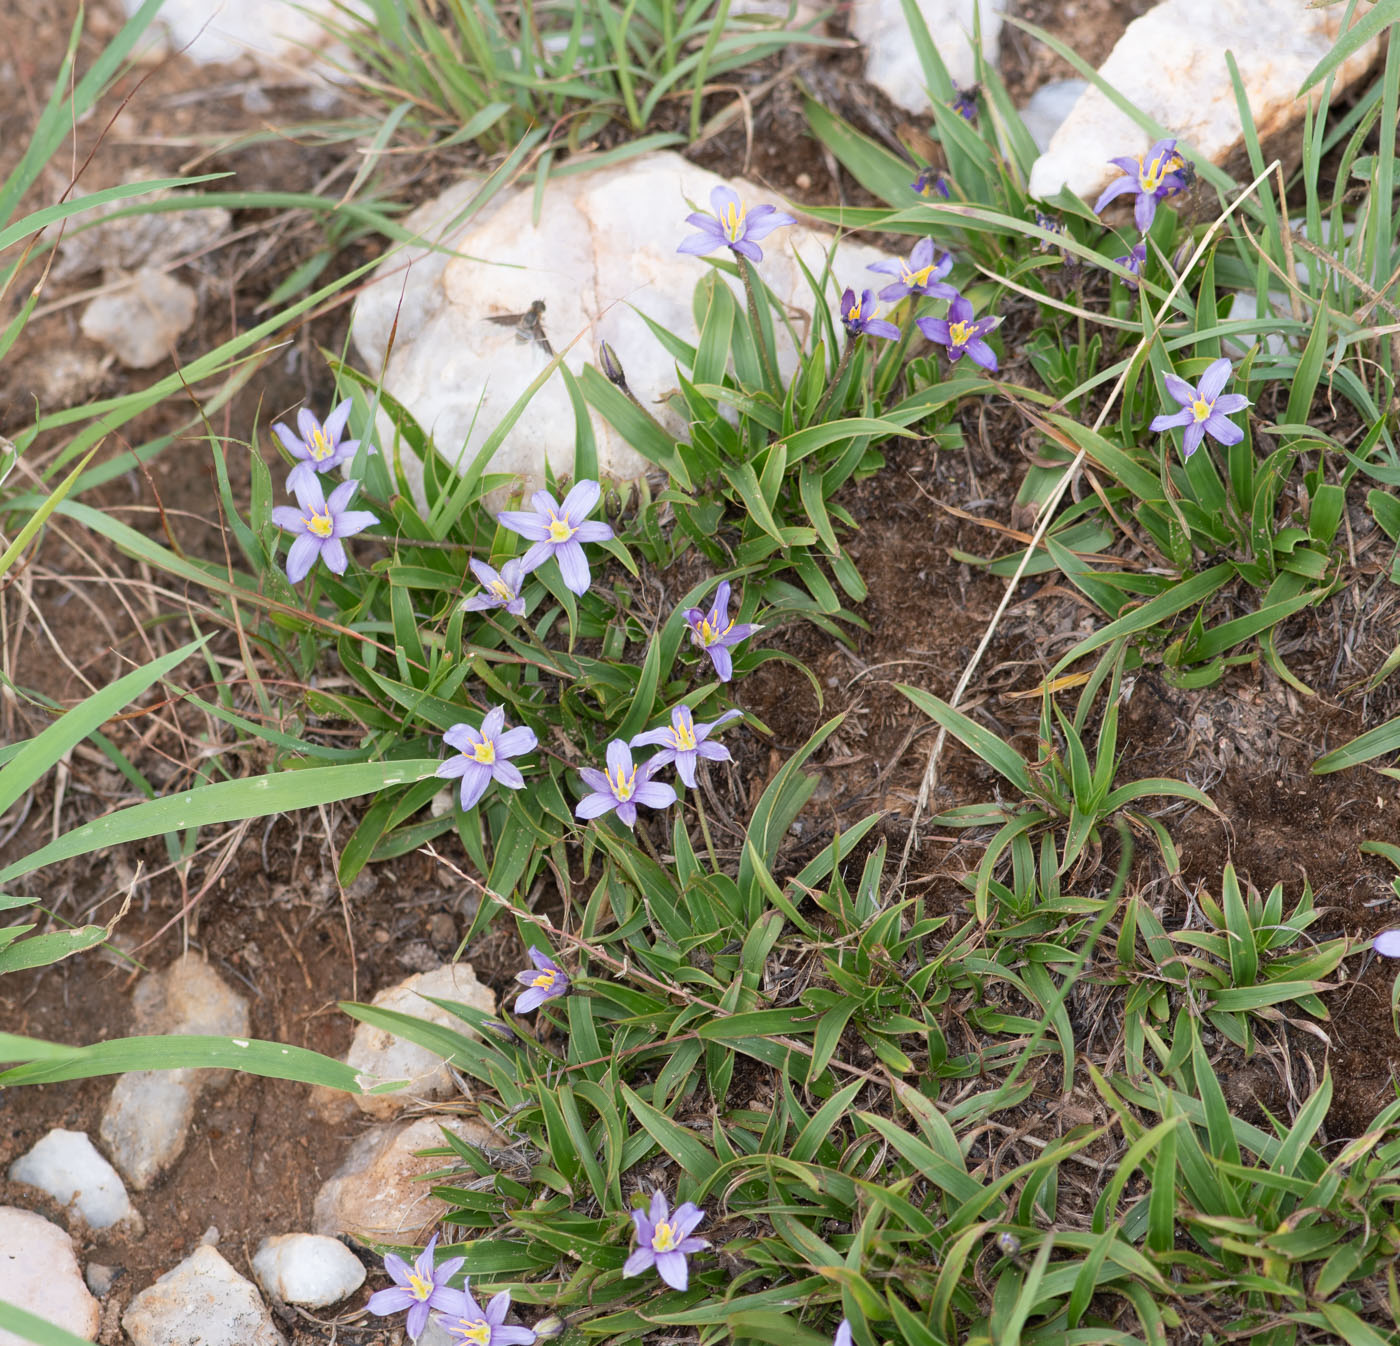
(533, 1314, 567, 1339)
(599, 341, 628, 388)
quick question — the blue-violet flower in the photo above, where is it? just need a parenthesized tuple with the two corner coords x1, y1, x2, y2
(684, 580, 760, 683)
(437, 1280, 537, 1346)
(575, 740, 677, 828)
(834, 1321, 853, 1346)
(271, 475, 377, 585)
(1093, 138, 1186, 232)
(912, 169, 950, 200)
(497, 480, 614, 596)
(951, 84, 978, 121)
(867, 237, 957, 303)
(1375, 931, 1400, 957)
(839, 288, 901, 342)
(514, 948, 569, 1014)
(276, 399, 365, 492)
(436, 708, 537, 812)
(916, 294, 1000, 372)
(623, 1191, 709, 1292)
(463, 558, 527, 617)
(1149, 357, 1250, 458)
(677, 185, 795, 264)
(631, 705, 742, 789)
(1115, 241, 1147, 289)
(366, 1234, 464, 1341)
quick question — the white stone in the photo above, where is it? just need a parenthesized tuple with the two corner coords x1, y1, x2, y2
(344, 963, 496, 1118)
(122, 1246, 285, 1346)
(79, 270, 198, 370)
(349, 152, 900, 502)
(0, 1207, 100, 1346)
(312, 1115, 504, 1240)
(1021, 79, 1087, 154)
(1028, 0, 1384, 205)
(120, 0, 369, 72)
(8, 1129, 140, 1231)
(850, 0, 1004, 109)
(99, 953, 251, 1189)
(251, 1234, 365, 1308)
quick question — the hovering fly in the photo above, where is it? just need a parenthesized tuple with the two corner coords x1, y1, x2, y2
(486, 299, 554, 357)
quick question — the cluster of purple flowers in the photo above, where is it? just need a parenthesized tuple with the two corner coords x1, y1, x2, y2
(271, 399, 379, 584)
(1092, 136, 1193, 292)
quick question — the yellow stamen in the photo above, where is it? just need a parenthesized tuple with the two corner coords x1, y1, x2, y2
(407, 1271, 434, 1301)
(1139, 152, 1167, 192)
(304, 509, 334, 539)
(489, 580, 514, 601)
(905, 263, 936, 287)
(672, 717, 697, 752)
(470, 739, 496, 765)
(847, 297, 862, 322)
(610, 765, 637, 801)
(652, 1221, 678, 1252)
(948, 320, 971, 347)
(721, 199, 747, 241)
(1192, 398, 1213, 423)
(454, 1319, 492, 1346)
(547, 515, 574, 543)
(310, 428, 333, 460)
(531, 970, 557, 989)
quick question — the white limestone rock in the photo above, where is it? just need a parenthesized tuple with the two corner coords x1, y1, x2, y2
(120, 0, 369, 72)
(99, 953, 251, 1189)
(343, 964, 495, 1118)
(0, 1208, 100, 1345)
(349, 151, 900, 502)
(252, 1234, 366, 1308)
(1028, 0, 1384, 205)
(122, 1246, 285, 1346)
(79, 270, 198, 370)
(8, 1129, 140, 1232)
(312, 1115, 504, 1240)
(850, 0, 1005, 109)
(1021, 79, 1088, 154)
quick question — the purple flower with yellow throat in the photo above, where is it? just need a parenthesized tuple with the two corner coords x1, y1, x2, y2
(631, 705, 742, 789)
(575, 740, 676, 828)
(271, 475, 377, 584)
(916, 294, 1000, 372)
(868, 238, 957, 303)
(623, 1191, 709, 1291)
(1149, 357, 1250, 458)
(514, 948, 569, 1014)
(678, 186, 796, 264)
(1093, 138, 1186, 232)
(276, 398, 365, 492)
(464, 558, 527, 617)
(366, 1233, 464, 1340)
(839, 288, 901, 342)
(436, 708, 537, 812)
(911, 169, 950, 200)
(497, 480, 613, 596)
(437, 1280, 536, 1346)
(684, 580, 760, 683)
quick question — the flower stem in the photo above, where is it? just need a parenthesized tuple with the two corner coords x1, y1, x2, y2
(813, 338, 857, 424)
(693, 787, 721, 874)
(739, 258, 782, 394)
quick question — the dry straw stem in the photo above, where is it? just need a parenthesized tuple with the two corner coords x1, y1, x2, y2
(897, 160, 1284, 890)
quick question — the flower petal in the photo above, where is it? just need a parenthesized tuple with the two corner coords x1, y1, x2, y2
(1204, 412, 1244, 446)
(965, 338, 998, 372)
(655, 1250, 689, 1291)
(491, 759, 525, 790)
(1150, 408, 1194, 432)
(285, 533, 321, 584)
(497, 510, 551, 541)
(327, 478, 360, 514)
(673, 752, 698, 789)
(574, 791, 617, 820)
(677, 232, 723, 256)
(605, 739, 633, 780)
(1182, 421, 1205, 458)
(495, 725, 537, 757)
(319, 537, 348, 575)
(916, 316, 951, 344)
(559, 478, 601, 523)
(271, 505, 305, 533)
(1133, 191, 1157, 232)
(1375, 930, 1400, 958)
(1163, 373, 1196, 407)
(323, 399, 353, 444)
(1198, 356, 1234, 403)
(623, 1247, 656, 1278)
(457, 762, 492, 811)
(1213, 393, 1251, 415)
(1092, 176, 1136, 215)
(572, 519, 614, 543)
(334, 510, 378, 538)
(708, 644, 733, 681)
(480, 706, 506, 740)
(632, 780, 677, 809)
(555, 538, 592, 595)
(577, 767, 611, 793)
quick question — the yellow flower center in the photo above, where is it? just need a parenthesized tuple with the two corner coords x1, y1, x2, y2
(721, 199, 747, 242)
(547, 515, 574, 543)
(947, 320, 971, 347)
(470, 739, 496, 765)
(310, 428, 333, 460)
(610, 765, 637, 801)
(905, 263, 936, 287)
(696, 614, 733, 648)
(1192, 398, 1213, 423)
(407, 1271, 434, 1301)
(454, 1318, 492, 1346)
(488, 580, 514, 602)
(532, 969, 557, 989)
(847, 297, 863, 322)
(672, 719, 697, 751)
(305, 509, 334, 539)
(652, 1221, 678, 1252)
(1139, 152, 1167, 192)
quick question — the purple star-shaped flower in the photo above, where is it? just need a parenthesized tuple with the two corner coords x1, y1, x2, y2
(436, 708, 538, 811)
(366, 1234, 465, 1341)
(912, 169, 950, 200)
(275, 399, 368, 493)
(622, 1191, 709, 1291)
(575, 740, 677, 828)
(437, 1280, 537, 1346)
(631, 705, 742, 789)
(951, 84, 978, 121)
(684, 580, 760, 683)
(1375, 931, 1400, 957)
(1093, 138, 1186, 232)
(497, 480, 614, 596)
(916, 293, 1000, 372)
(514, 948, 569, 1014)
(839, 287, 902, 342)
(677, 185, 796, 264)
(867, 238, 958, 304)
(463, 558, 527, 617)
(1149, 357, 1251, 458)
(834, 1321, 854, 1346)
(270, 474, 378, 584)
(1115, 241, 1147, 289)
